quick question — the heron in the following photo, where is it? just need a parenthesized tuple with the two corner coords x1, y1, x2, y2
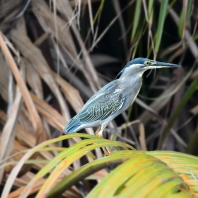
(63, 58, 180, 154)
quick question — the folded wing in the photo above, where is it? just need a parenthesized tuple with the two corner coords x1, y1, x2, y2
(64, 80, 125, 134)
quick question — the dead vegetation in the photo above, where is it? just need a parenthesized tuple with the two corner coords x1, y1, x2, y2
(0, 0, 198, 197)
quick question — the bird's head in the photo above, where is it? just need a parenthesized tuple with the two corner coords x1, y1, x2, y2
(117, 58, 180, 78)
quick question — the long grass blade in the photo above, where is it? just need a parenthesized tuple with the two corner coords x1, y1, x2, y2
(131, 0, 142, 42)
(154, 0, 168, 55)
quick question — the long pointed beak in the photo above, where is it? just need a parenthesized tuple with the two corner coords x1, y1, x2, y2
(147, 61, 180, 69)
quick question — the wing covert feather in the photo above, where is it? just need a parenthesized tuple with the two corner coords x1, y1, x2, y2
(77, 80, 125, 123)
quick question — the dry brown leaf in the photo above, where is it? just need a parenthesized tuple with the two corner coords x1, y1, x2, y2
(0, 53, 9, 101)
(51, 70, 97, 136)
(0, 31, 50, 195)
(30, 92, 66, 130)
(139, 123, 147, 150)
(10, 16, 70, 121)
(0, 32, 48, 144)
(52, 71, 84, 113)
(26, 60, 43, 99)
(7, 167, 80, 198)
(8, 177, 81, 198)
(0, 109, 36, 148)
(39, 0, 100, 91)
(0, 86, 23, 182)
(18, 106, 35, 136)
(4, 140, 28, 173)
(32, 0, 77, 59)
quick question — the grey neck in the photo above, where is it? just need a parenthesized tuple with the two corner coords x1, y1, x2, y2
(119, 67, 144, 82)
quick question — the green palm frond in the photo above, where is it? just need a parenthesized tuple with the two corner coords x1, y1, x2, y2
(12, 134, 198, 198)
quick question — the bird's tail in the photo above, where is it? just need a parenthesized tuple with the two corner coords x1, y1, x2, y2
(63, 117, 81, 134)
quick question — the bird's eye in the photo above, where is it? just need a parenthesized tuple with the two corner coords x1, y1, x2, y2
(144, 61, 151, 66)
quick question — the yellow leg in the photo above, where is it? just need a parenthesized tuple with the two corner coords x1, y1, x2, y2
(95, 127, 111, 155)
(104, 145, 111, 155)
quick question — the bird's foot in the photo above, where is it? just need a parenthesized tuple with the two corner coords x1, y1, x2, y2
(95, 127, 111, 155)
(102, 146, 111, 156)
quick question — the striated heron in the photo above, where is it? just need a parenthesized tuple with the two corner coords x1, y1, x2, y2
(63, 58, 180, 153)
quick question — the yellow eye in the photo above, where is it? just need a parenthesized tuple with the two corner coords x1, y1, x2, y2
(144, 61, 151, 66)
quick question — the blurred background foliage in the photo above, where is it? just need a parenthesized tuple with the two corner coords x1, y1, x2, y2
(0, 0, 198, 197)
